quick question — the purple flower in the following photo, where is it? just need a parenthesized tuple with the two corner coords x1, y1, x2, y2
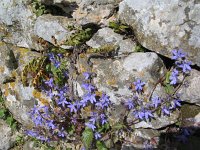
(95, 132, 101, 140)
(80, 98, 88, 107)
(58, 97, 68, 107)
(45, 78, 54, 88)
(54, 60, 61, 68)
(133, 79, 145, 92)
(75, 100, 81, 110)
(170, 99, 181, 109)
(81, 83, 95, 92)
(67, 103, 77, 113)
(46, 120, 56, 129)
(162, 106, 170, 115)
(85, 122, 96, 131)
(151, 96, 161, 108)
(178, 60, 192, 73)
(125, 99, 134, 109)
(144, 110, 154, 120)
(171, 49, 186, 60)
(170, 69, 179, 85)
(44, 89, 54, 99)
(98, 94, 111, 109)
(26, 130, 38, 137)
(83, 72, 91, 80)
(48, 53, 55, 62)
(82, 93, 96, 104)
(134, 110, 145, 120)
(100, 113, 107, 125)
(89, 112, 98, 124)
(57, 53, 63, 58)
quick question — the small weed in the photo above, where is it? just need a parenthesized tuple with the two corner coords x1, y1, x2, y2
(0, 92, 18, 130)
(31, 0, 47, 17)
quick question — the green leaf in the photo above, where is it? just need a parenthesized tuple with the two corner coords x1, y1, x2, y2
(164, 84, 174, 94)
(82, 128, 94, 150)
(165, 71, 171, 84)
(96, 141, 108, 150)
(98, 123, 110, 133)
(112, 123, 124, 130)
(6, 116, 14, 126)
(11, 122, 17, 130)
(0, 109, 6, 118)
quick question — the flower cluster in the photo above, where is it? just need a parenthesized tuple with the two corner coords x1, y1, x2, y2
(81, 72, 111, 139)
(123, 50, 191, 122)
(26, 49, 192, 149)
(170, 49, 191, 85)
(26, 53, 111, 143)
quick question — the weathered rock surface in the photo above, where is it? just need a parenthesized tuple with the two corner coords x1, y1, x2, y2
(0, 42, 18, 85)
(133, 110, 180, 129)
(0, 0, 40, 50)
(34, 14, 78, 48)
(77, 52, 178, 129)
(119, 0, 200, 66)
(179, 69, 200, 105)
(181, 104, 200, 127)
(90, 52, 166, 104)
(0, 119, 18, 150)
(1, 74, 52, 127)
(72, 0, 121, 25)
(86, 27, 137, 55)
(122, 129, 160, 149)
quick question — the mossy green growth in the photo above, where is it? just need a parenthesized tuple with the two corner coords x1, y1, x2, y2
(134, 44, 146, 52)
(65, 28, 93, 46)
(87, 44, 118, 56)
(21, 56, 48, 87)
(109, 21, 129, 34)
(31, 0, 46, 17)
(181, 104, 200, 119)
(0, 92, 18, 130)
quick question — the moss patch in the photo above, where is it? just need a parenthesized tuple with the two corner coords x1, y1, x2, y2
(181, 104, 200, 119)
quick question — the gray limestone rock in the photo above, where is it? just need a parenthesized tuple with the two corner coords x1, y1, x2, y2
(86, 27, 137, 55)
(0, 0, 41, 50)
(0, 42, 18, 85)
(0, 119, 18, 150)
(1, 73, 50, 127)
(34, 14, 78, 48)
(119, 0, 200, 66)
(72, 0, 121, 25)
(178, 69, 200, 105)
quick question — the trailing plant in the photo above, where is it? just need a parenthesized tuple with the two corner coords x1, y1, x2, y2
(24, 49, 192, 149)
(109, 21, 130, 34)
(65, 27, 94, 46)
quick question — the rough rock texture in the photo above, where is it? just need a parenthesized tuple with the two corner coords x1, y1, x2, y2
(1, 75, 51, 127)
(78, 52, 166, 104)
(179, 69, 200, 105)
(86, 27, 137, 55)
(181, 104, 200, 127)
(0, 0, 41, 50)
(0, 119, 18, 150)
(72, 0, 121, 25)
(122, 129, 160, 149)
(13, 47, 41, 72)
(34, 14, 78, 48)
(133, 109, 180, 129)
(76, 52, 178, 129)
(0, 42, 18, 85)
(119, 0, 200, 66)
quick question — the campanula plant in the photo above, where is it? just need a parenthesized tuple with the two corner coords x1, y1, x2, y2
(25, 49, 192, 149)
